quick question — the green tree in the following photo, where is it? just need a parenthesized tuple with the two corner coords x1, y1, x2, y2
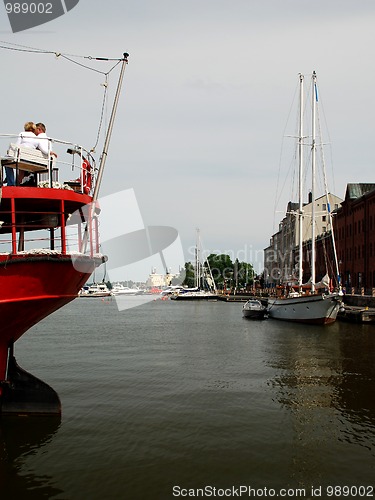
(182, 254, 255, 291)
(235, 260, 254, 288)
(182, 262, 195, 288)
(206, 253, 234, 289)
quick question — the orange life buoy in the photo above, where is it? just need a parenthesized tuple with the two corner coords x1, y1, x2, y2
(82, 158, 92, 194)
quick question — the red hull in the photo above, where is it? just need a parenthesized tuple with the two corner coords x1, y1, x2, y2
(0, 186, 103, 389)
(0, 254, 102, 380)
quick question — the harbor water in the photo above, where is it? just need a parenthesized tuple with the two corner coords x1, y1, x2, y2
(1, 298, 374, 499)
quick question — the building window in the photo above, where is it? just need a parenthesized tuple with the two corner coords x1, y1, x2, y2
(322, 203, 326, 211)
(322, 215, 326, 222)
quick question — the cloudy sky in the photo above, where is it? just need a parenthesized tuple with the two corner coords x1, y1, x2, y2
(1, 1, 374, 280)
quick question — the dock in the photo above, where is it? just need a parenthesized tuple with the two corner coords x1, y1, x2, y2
(217, 294, 249, 302)
(338, 305, 375, 323)
(217, 293, 268, 303)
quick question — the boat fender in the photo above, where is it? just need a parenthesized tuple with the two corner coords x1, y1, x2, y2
(82, 158, 93, 195)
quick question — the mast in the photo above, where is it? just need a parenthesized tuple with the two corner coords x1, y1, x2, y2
(317, 83, 342, 291)
(83, 53, 128, 254)
(298, 74, 304, 291)
(311, 71, 317, 293)
(92, 53, 129, 203)
(195, 228, 200, 289)
(326, 192, 341, 289)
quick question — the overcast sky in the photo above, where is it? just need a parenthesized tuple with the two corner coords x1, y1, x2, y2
(1, 1, 375, 280)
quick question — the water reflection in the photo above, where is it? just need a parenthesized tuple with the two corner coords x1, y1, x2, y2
(0, 416, 62, 498)
(267, 321, 375, 486)
(334, 323, 375, 450)
(335, 324, 375, 410)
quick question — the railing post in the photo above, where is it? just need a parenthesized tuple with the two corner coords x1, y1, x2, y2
(11, 197, 17, 254)
(89, 207, 93, 258)
(60, 199, 66, 254)
(49, 155, 53, 187)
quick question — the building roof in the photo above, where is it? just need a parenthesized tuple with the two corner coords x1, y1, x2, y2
(346, 183, 375, 201)
(287, 201, 299, 212)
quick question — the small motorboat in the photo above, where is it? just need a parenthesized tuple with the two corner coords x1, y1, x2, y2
(242, 299, 267, 319)
(111, 283, 141, 296)
(80, 283, 112, 297)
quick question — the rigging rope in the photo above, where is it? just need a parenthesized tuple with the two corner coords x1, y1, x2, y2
(0, 41, 125, 153)
(0, 41, 124, 68)
(91, 75, 109, 153)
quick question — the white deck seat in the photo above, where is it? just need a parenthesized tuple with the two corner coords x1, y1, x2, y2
(1, 143, 55, 172)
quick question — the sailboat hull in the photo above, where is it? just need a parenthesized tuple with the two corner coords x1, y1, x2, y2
(170, 291, 217, 301)
(267, 293, 342, 325)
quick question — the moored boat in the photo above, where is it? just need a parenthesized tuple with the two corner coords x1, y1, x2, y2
(267, 292, 341, 325)
(267, 72, 342, 325)
(111, 283, 141, 296)
(0, 51, 128, 415)
(242, 299, 267, 319)
(80, 283, 113, 297)
(0, 157, 106, 414)
(171, 229, 218, 301)
(170, 288, 218, 301)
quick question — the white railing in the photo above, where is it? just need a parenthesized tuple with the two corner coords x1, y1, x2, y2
(0, 133, 97, 195)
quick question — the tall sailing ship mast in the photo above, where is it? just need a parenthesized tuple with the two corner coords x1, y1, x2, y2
(267, 72, 342, 325)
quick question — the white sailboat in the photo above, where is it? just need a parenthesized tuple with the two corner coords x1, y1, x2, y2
(171, 229, 217, 301)
(267, 72, 342, 325)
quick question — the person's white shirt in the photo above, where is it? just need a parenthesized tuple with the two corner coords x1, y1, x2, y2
(16, 131, 38, 149)
(35, 132, 51, 156)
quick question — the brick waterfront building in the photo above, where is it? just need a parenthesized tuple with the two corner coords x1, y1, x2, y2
(334, 183, 375, 293)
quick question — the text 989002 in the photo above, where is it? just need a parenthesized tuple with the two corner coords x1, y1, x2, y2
(5, 2, 53, 14)
(4, 0, 80, 33)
